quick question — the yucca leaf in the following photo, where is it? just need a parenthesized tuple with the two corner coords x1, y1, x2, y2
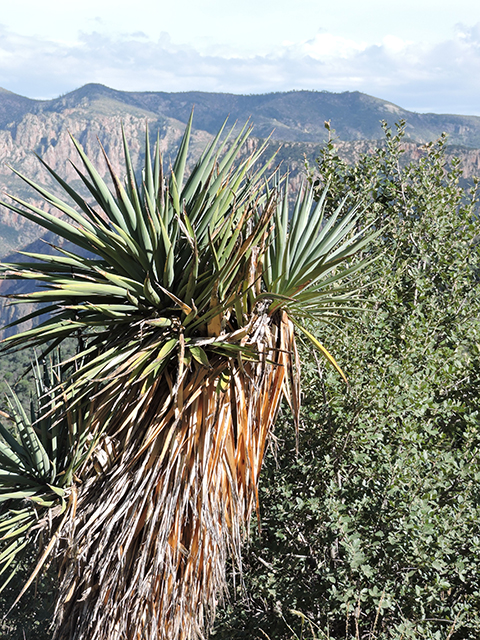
(47, 484, 66, 498)
(0, 488, 43, 502)
(289, 187, 329, 269)
(0, 422, 29, 469)
(99, 140, 138, 234)
(5, 386, 52, 476)
(189, 346, 210, 368)
(208, 121, 252, 195)
(143, 126, 154, 205)
(69, 135, 133, 236)
(145, 318, 173, 328)
(157, 285, 192, 315)
(181, 117, 228, 205)
(291, 318, 348, 383)
(107, 222, 151, 272)
(137, 338, 178, 380)
(16, 250, 105, 271)
(153, 131, 162, 199)
(143, 274, 162, 307)
(287, 181, 313, 253)
(1, 303, 59, 331)
(35, 154, 107, 227)
(122, 124, 146, 231)
(0, 538, 28, 565)
(0, 520, 35, 541)
(7, 163, 100, 233)
(0, 512, 32, 534)
(0, 472, 42, 488)
(92, 268, 145, 299)
(171, 109, 193, 196)
(169, 171, 181, 216)
(0, 196, 91, 251)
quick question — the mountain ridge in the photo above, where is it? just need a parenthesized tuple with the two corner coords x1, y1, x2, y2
(3, 83, 480, 146)
(0, 83, 480, 259)
(1, 83, 480, 334)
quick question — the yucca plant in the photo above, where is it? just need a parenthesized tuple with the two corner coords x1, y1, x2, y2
(0, 116, 377, 640)
(0, 352, 93, 601)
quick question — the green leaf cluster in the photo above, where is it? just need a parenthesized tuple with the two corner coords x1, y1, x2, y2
(0, 116, 374, 405)
(0, 352, 91, 599)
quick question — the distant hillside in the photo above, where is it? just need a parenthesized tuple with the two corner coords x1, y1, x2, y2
(1, 83, 480, 334)
(0, 83, 480, 259)
(4, 83, 480, 146)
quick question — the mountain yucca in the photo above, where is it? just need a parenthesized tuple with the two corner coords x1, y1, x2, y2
(0, 116, 376, 640)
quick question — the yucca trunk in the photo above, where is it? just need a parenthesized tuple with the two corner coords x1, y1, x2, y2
(53, 312, 296, 640)
(0, 118, 375, 640)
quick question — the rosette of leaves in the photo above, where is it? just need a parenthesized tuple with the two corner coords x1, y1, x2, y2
(0, 115, 377, 640)
(0, 353, 92, 606)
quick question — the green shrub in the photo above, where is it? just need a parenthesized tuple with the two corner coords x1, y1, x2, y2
(213, 123, 480, 639)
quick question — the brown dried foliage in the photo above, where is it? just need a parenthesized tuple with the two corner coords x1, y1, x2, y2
(52, 312, 298, 640)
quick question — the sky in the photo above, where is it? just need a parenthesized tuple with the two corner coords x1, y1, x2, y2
(0, 0, 479, 115)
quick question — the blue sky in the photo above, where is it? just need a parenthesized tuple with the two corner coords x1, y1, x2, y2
(0, 0, 479, 115)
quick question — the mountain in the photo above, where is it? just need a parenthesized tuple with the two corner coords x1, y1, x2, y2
(0, 84, 480, 256)
(1, 83, 480, 334)
(7, 83, 480, 146)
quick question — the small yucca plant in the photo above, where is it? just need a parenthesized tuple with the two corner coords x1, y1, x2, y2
(0, 352, 92, 599)
(0, 116, 376, 640)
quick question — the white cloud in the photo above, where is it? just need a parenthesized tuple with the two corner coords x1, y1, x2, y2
(296, 33, 368, 60)
(0, 23, 479, 115)
(381, 35, 412, 54)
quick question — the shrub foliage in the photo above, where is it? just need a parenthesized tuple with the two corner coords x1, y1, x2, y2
(213, 123, 480, 640)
